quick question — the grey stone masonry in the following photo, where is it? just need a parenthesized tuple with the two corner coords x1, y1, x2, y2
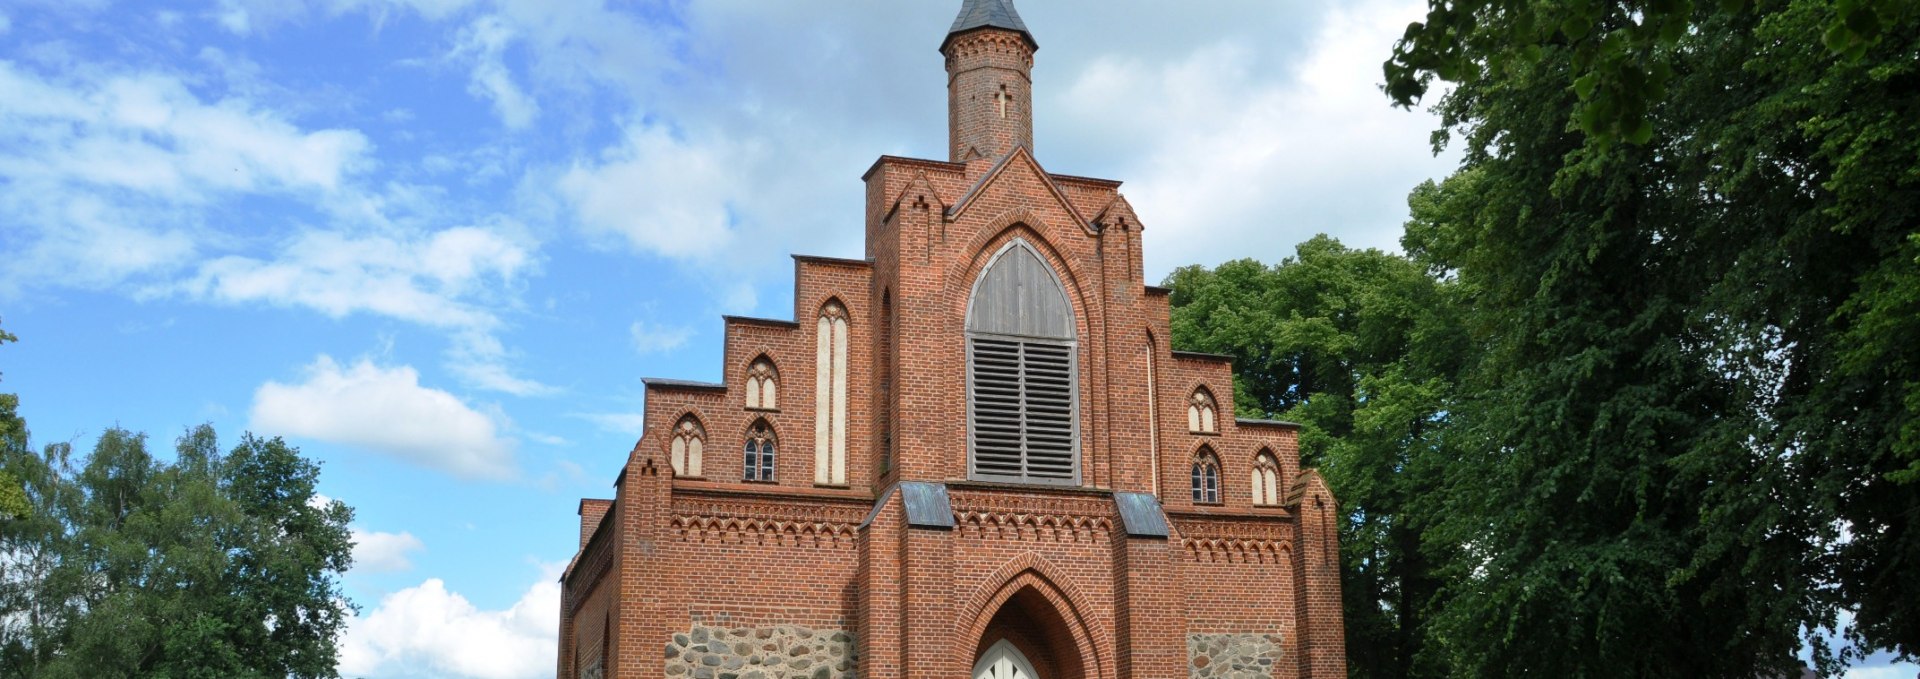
(664, 625, 856, 679)
(1187, 633, 1284, 679)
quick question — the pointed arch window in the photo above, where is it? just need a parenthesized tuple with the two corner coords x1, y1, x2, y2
(814, 301, 849, 485)
(743, 420, 776, 483)
(967, 239, 1078, 485)
(669, 416, 705, 478)
(744, 358, 778, 410)
(1191, 448, 1221, 505)
(1251, 450, 1281, 506)
(1188, 388, 1218, 433)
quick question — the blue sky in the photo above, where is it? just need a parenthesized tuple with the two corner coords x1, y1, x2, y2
(1, 1, 1906, 678)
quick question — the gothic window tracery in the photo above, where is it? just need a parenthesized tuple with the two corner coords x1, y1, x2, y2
(1251, 450, 1281, 506)
(669, 415, 705, 478)
(743, 420, 776, 483)
(814, 301, 850, 485)
(744, 358, 778, 410)
(1191, 447, 1221, 504)
(1188, 388, 1218, 433)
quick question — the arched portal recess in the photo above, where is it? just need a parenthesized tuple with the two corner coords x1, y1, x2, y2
(971, 585, 1089, 679)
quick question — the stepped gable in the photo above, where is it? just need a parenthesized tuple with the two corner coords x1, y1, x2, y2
(554, 3, 1348, 678)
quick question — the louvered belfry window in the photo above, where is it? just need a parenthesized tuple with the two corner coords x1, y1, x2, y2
(967, 239, 1078, 484)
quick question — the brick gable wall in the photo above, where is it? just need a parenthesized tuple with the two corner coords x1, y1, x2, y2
(556, 17, 1345, 679)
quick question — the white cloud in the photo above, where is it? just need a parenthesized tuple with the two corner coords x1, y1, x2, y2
(182, 226, 526, 329)
(1052, 0, 1454, 278)
(0, 13, 11, 34)
(351, 528, 425, 573)
(628, 320, 692, 355)
(0, 61, 372, 293)
(558, 123, 747, 260)
(0, 63, 368, 197)
(340, 568, 560, 679)
(250, 355, 517, 479)
(454, 15, 538, 129)
(176, 226, 553, 395)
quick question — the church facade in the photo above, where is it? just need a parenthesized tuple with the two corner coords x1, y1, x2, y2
(556, 2, 1347, 677)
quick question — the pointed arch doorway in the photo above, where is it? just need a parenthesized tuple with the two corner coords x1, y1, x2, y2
(969, 582, 1092, 679)
(974, 639, 1040, 679)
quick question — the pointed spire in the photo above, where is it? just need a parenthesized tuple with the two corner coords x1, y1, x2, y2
(941, 0, 1036, 53)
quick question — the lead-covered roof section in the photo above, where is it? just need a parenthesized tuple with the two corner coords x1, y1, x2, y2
(942, 0, 1037, 52)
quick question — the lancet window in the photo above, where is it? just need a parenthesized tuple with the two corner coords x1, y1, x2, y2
(814, 301, 849, 485)
(744, 358, 778, 410)
(669, 415, 705, 478)
(743, 420, 776, 482)
(1188, 388, 1218, 433)
(1191, 448, 1221, 505)
(966, 239, 1078, 485)
(1251, 450, 1281, 506)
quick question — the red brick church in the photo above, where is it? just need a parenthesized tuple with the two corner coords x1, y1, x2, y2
(557, 2, 1346, 677)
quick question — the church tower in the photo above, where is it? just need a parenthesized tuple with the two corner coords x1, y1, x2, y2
(555, 3, 1349, 678)
(943, 0, 1037, 162)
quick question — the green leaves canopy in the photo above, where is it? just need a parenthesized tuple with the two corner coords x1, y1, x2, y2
(1389, 0, 1920, 674)
(0, 419, 355, 678)
(1167, 236, 1468, 679)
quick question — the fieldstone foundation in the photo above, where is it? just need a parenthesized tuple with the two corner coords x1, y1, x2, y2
(664, 625, 855, 679)
(1187, 633, 1284, 679)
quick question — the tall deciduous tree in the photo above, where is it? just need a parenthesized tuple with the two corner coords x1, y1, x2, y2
(1387, 0, 1919, 675)
(1167, 235, 1469, 679)
(0, 421, 355, 678)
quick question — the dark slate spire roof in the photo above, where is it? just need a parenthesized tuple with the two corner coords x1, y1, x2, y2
(941, 0, 1037, 52)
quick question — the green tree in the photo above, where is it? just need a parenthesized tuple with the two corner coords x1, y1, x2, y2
(1167, 235, 1470, 679)
(0, 422, 355, 678)
(1388, 0, 1919, 675)
(0, 322, 26, 522)
(1382, 0, 1913, 143)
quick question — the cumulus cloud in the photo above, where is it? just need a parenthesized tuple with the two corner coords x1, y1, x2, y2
(558, 124, 748, 261)
(182, 226, 527, 328)
(175, 225, 552, 395)
(0, 61, 371, 293)
(250, 355, 517, 479)
(0, 49, 551, 396)
(351, 528, 426, 573)
(1051, 0, 1456, 277)
(339, 569, 560, 679)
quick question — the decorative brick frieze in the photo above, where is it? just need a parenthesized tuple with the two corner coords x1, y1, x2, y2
(557, 2, 1347, 677)
(668, 495, 867, 549)
(1172, 515, 1296, 564)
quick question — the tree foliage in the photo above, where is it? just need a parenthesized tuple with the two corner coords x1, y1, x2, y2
(0, 416, 355, 678)
(0, 323, 25, 522)
(1167, 236, 1469, 679)
(1383, 0, 1914, 143)
(1383, 0, 1920, 675)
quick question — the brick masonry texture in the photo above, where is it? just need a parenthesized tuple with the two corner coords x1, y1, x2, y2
(1187, 634, 1284, 679)
(662, 625, 855, 679)
(555, 5, 1346, 678)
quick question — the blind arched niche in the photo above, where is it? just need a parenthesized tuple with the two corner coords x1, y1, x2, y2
(966, 238, 1079, 484)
